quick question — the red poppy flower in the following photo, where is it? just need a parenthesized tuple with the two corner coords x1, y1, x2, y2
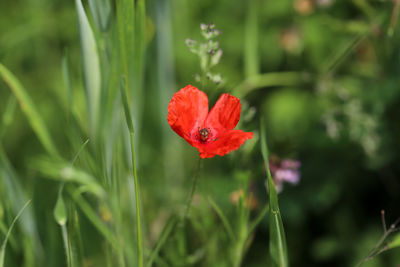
(168, 85, 253, 158)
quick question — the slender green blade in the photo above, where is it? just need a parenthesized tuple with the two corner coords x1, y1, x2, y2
(146, 215, 178, 267)
(244, 0, 259, 78)
(260, 119, 288, 267)
(75, 0, 101, 136)
(120, 78, 134, 134)
(0, 96, 16, 139)
(67, 187, 119, 252)
(62, 53, 73, 118)
(208, 197, 235, 241)
(232, 72, 308, 98)
(388, 233, 400, 249)
(0, 64, 59, 157)
(88, 0, 111, 32)
(116, 0, 134, 98)
(68, 207, 84, 267)
(247, 205, 269, 241)
(133, 0, 146, 98)
(34, 157, 105, 197)
(0, 144, 42, 263)
(0, 200, 31, 267)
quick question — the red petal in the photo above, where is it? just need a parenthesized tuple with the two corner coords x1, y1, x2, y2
(168, 85, 209, 143)
(205, 93, 241, 136)
(193, 130, 253, 158)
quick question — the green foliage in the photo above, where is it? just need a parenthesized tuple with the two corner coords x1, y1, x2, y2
(0, 0, 400, 266)
(75, 0, 101, 138)
(0, 200, 31, 267)
(0, 64, 59, 157)
(261, 119, 288, 267)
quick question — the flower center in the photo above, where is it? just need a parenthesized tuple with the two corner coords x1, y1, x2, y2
(199, 128, 210, 142)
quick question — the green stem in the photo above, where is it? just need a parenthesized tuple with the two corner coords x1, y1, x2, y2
(183, 158, 202, 220)
(129, 132, 143, 267)
(120, 78, 144, 267)
(61, 224, 72, 267)
(178, 158, 202, 264)
(232, 71, 310, 98)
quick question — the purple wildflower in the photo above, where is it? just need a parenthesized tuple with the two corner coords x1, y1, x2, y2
(269, 158, 301, 193)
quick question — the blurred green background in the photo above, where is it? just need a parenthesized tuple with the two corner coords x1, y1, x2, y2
(1, 0, 400, 266)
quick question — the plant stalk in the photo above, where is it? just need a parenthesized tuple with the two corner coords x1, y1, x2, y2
(129, 132, 143, 267)
(183, 158, 202, 220)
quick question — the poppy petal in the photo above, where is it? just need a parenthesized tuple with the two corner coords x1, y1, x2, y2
(193, 130, 253, 158)
(168, 85, 209, 143)
(205, 93, 241, 136)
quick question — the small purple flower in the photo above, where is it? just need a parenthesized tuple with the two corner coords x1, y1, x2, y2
(281, 159, 301, 169)
(275, 169, 300, 184)
(269, 158, 301, 193)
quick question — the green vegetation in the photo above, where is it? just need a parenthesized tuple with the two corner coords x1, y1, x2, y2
(1, 0, 400, 266)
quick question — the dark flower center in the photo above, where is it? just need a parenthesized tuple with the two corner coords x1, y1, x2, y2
(199, 128, 210, 142)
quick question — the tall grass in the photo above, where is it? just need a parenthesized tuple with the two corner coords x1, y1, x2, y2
(1, 0, 400, 266)
(2, 0, 147, 265)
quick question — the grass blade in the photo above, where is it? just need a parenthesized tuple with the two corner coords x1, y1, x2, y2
(232, 71, 309, 98)
(244, 0, 259, 78)
(133, 0, 146, 100)
(208, 196, 235, 241)
(0, 144, 42, 263)
(88, 0, 111, 32)
(0, 200, 31, 267)
(120, 79, 144, 267)
(260, 119, 288, 267)
(34, 158, 105, 198)
(0, 64, 59, 157)
(75, 0, 101, 137)
(247, 205, 269, 241)
(62, 52, 73, 119)
(68, 207, 84, 267)
(116, 0, 134, 100)
(146, 216, 178, 267)
(388, 233, 400, 249)
(67, 187, 119, 251)
(0, 96, 16, 140)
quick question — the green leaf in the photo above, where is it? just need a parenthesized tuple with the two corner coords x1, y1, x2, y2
(75, 0, 101, 136)
(208, 196, 235, 241)
(244, 0, 259, 78)
(116, 0, 135, 99)
(232, 71, 308, 98)
(146, 215, 178, 267)
(88, 0, 111, 32)
(34, 157, 105, 198)
(0, 145, 42, 263)
(68, 207, 84, 267)
(133, 0, 146, 91)
(0, 200, 31, 267)
(0, 96, 16, 140)
(62, 52, 73, 118)
(388, 233, 400, 250)
(120, 78, 134, 134)
(67, 187, 119, 252)
(260, 119, 288, 267)
(247, 205, 269, 241)
(0, 64, 59, 157)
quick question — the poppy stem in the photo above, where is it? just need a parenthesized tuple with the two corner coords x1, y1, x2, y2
(177, 157, 202, 264)
(183, 158, 203, 220)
